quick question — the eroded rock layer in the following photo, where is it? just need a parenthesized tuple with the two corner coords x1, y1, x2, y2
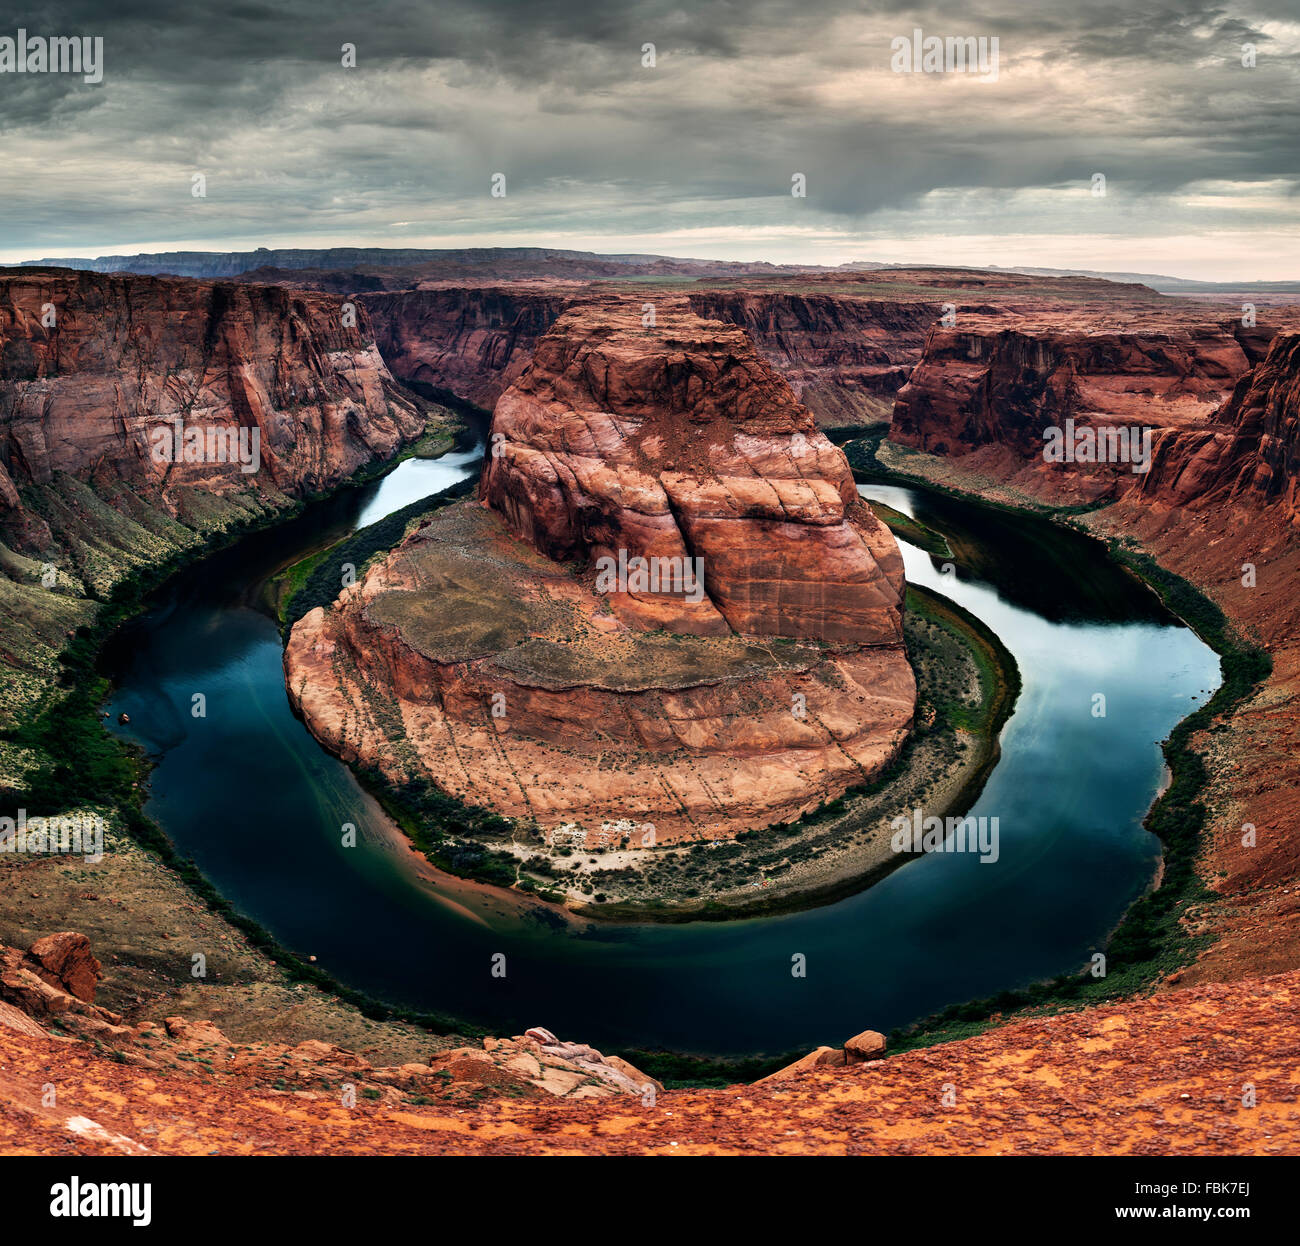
(891, 314, 1261, 460)
(361, 287, 570, 411)
(1139, 332, 1300, 516)
(481, 302, 907, 643)
(287, 304, 914, 842)
(0, 268, 427, 548)
(685, 292, 939, 427)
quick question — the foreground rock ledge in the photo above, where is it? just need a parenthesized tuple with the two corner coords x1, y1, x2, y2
(286, 302, 915, 843)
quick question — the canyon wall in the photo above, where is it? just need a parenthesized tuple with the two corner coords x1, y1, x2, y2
(890, 318, 1258, 459)
(0, 268, 429, 732)
(685, 292, 939, 427)
(1139, 331, 1300, 516)
(364, 286, 940, 429)
(361, 287, 570, 411)
(0, 270, 426, 543)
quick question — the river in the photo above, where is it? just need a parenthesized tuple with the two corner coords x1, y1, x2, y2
(100, 450, 1220, 1056)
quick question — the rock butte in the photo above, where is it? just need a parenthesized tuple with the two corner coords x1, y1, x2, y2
(286, 302, 915, 841)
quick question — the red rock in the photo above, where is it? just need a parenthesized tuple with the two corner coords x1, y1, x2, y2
(844, 1029, 886, 1062)
(755, 1045, 846, 1084)
(481, 300, 907, 643)
(286, 301, 915, 842)
(1140, 332, 1300, 516)
(891, 316, 1259, 461)
(26, 932, 101, 1003)
(0, 269, 426, 548)
(362, 286, 569, 411)
(686, 291, 939, 427)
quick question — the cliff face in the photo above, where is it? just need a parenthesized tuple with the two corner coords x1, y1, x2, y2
(890, 318, 1255, 459)
(684, 292, 939, 427)
(1139, 332, 1300, 515)
(0, 270, 424, 525)
(363, 286, 939, 429)
(0, 268, 429, 728)
(481, 302, 906, 643)
(360, 287, 571, 410)
(286, 303, 914, 842)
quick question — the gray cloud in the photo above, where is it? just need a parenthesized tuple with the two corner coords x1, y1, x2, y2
(1, 1, 1298, 275)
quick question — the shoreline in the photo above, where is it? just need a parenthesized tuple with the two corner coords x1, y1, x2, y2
(276, 470, 1021, 923)
(563, 584, 1019, 923)
(1, 418, 490, 1050)
(842, 432, 1268, 1055)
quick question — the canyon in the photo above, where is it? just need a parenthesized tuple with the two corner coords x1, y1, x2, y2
(3, 255, 1300, 1157)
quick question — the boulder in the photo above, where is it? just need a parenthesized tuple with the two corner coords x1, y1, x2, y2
(844, 1029, 886, 1062)
(755, 1046, 846, 1085)
(28, 932, 101, 1003)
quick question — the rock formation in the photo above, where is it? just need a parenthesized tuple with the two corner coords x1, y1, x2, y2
(0, 268, 427, 552)
(1, 931, 102, 1014)
(286, 302, 914, 843)
(686, 292, 939, 426)
(1139, 331, 1300, 516)
(362, 286, 570, 410)
(480, 301, 908, 642)
(0, 932, 659, 1130)
(891, 315, 1259, 459)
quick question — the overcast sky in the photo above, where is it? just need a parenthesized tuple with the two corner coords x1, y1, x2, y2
(1, 1, 1298, 278)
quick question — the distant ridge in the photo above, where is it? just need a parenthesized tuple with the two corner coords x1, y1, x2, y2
(18, 246, 1300, 295)
(16, 246, 821, 282)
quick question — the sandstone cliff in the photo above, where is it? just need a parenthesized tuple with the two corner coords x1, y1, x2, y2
(364, 286, 939, 429)
(0, 269, 426, 539)
(286, 303, 914, 844)
(685, 292, 939, 427)
(481, 301, 907, 642)
(891, 315, 1260, 460)
(1139, 332, 1300, 516)
(361, 287, 571, 410)
(0, 268, 431, 730)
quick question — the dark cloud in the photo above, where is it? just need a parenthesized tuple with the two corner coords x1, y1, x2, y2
(0, 0, 1297, 273)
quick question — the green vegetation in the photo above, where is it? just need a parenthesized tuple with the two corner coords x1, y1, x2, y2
(610, 1046, 804, 1090)
(356, 769, 523, 891)
(868, 499, 952, 558)
(0, 475, 482, 1041)
(907, 583, 1019, 735)
(277, 476, 477, 626)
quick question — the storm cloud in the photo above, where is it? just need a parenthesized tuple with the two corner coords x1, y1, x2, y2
(1, 0, 1297, 276)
